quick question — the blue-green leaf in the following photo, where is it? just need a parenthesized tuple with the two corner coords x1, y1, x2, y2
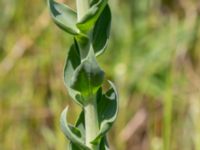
(76, 0, 108, 32)
(68, 111, 86, 150)
(99, 137, 110, 150)
(92, 81, 119, 143)
(74, 111, 86, 142)
(75, 35, 90, 60)
(60, 107, 90, 150)
(70, 49, 104, 99)
(69, 111, 85, 150)
(68, 142, 82, 150)
(92, 5, 111, 55)
(48, 0, 79, 35)
(64, 41, 84, 105)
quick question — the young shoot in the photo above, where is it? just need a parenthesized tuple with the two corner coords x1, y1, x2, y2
(48, 0, 118, 149)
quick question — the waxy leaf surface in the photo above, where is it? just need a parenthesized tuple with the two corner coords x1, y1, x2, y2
(64, 42, 83, 105)
(77, 0, 108, 32)
(48, 0, 79, 35)
(92, 81, 119, 143)
(70, 50, 104, 99)
(60, 107, 90, 150)
(99, 137, 110, 150)
(92, 5, 111, 55)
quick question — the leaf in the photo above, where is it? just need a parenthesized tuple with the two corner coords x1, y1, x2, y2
(99, 137, 110, 150)
(64, 41, 84, 105)
(92, 81, 119, 143)
(68, 142, 82, 150)
(92, 5, 111, 55)
(68, 111, 86, 150)
(70, 49, 104, 99)
(60, 107, 90, 150)
(76, 0, 108, 32)
(48, 0, 79, 35)
(75, 35, 90, 60)
(74, 111, 86, 142)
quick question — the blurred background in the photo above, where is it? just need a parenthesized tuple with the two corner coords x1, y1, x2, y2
(1, 0, 200, 149)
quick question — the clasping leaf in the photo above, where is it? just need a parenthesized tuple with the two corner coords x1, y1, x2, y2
(92, 81, 119, 143)
(92, 5, 111, 55)
(60, 107, 91, 150)
(64, 41, 84, 105)
(48, 0, 79, 35)
(70, 49, 104, 100)
(77, 0, 108, 32)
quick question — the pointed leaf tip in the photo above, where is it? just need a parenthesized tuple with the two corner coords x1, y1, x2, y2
(48, 0, 79, 35)
(92, 5, 111, 56)
(92, 81, 119, 143)
(60, 107, 90, 150)
(70, 50, 104, 100)
(76, 0, 108, 32)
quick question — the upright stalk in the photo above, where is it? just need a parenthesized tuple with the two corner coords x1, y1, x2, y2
(84, 96, 99, 149)
(48, 0, 118, 149)
(76, 0, 99, 149)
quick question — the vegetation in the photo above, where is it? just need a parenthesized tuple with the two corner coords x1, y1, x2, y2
(48, 0, 118, 149)
(0, 0, 200, 150)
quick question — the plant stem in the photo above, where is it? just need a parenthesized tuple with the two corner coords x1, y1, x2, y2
(76, 0, 99, 149)
(76, 0, 90, 21)
(84, 96, 99, 149)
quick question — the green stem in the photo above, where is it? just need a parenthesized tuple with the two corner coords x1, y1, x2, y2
(76, 0, 90, 21)
(84, 96, 99, 149)
(76, 0, 99, 149)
